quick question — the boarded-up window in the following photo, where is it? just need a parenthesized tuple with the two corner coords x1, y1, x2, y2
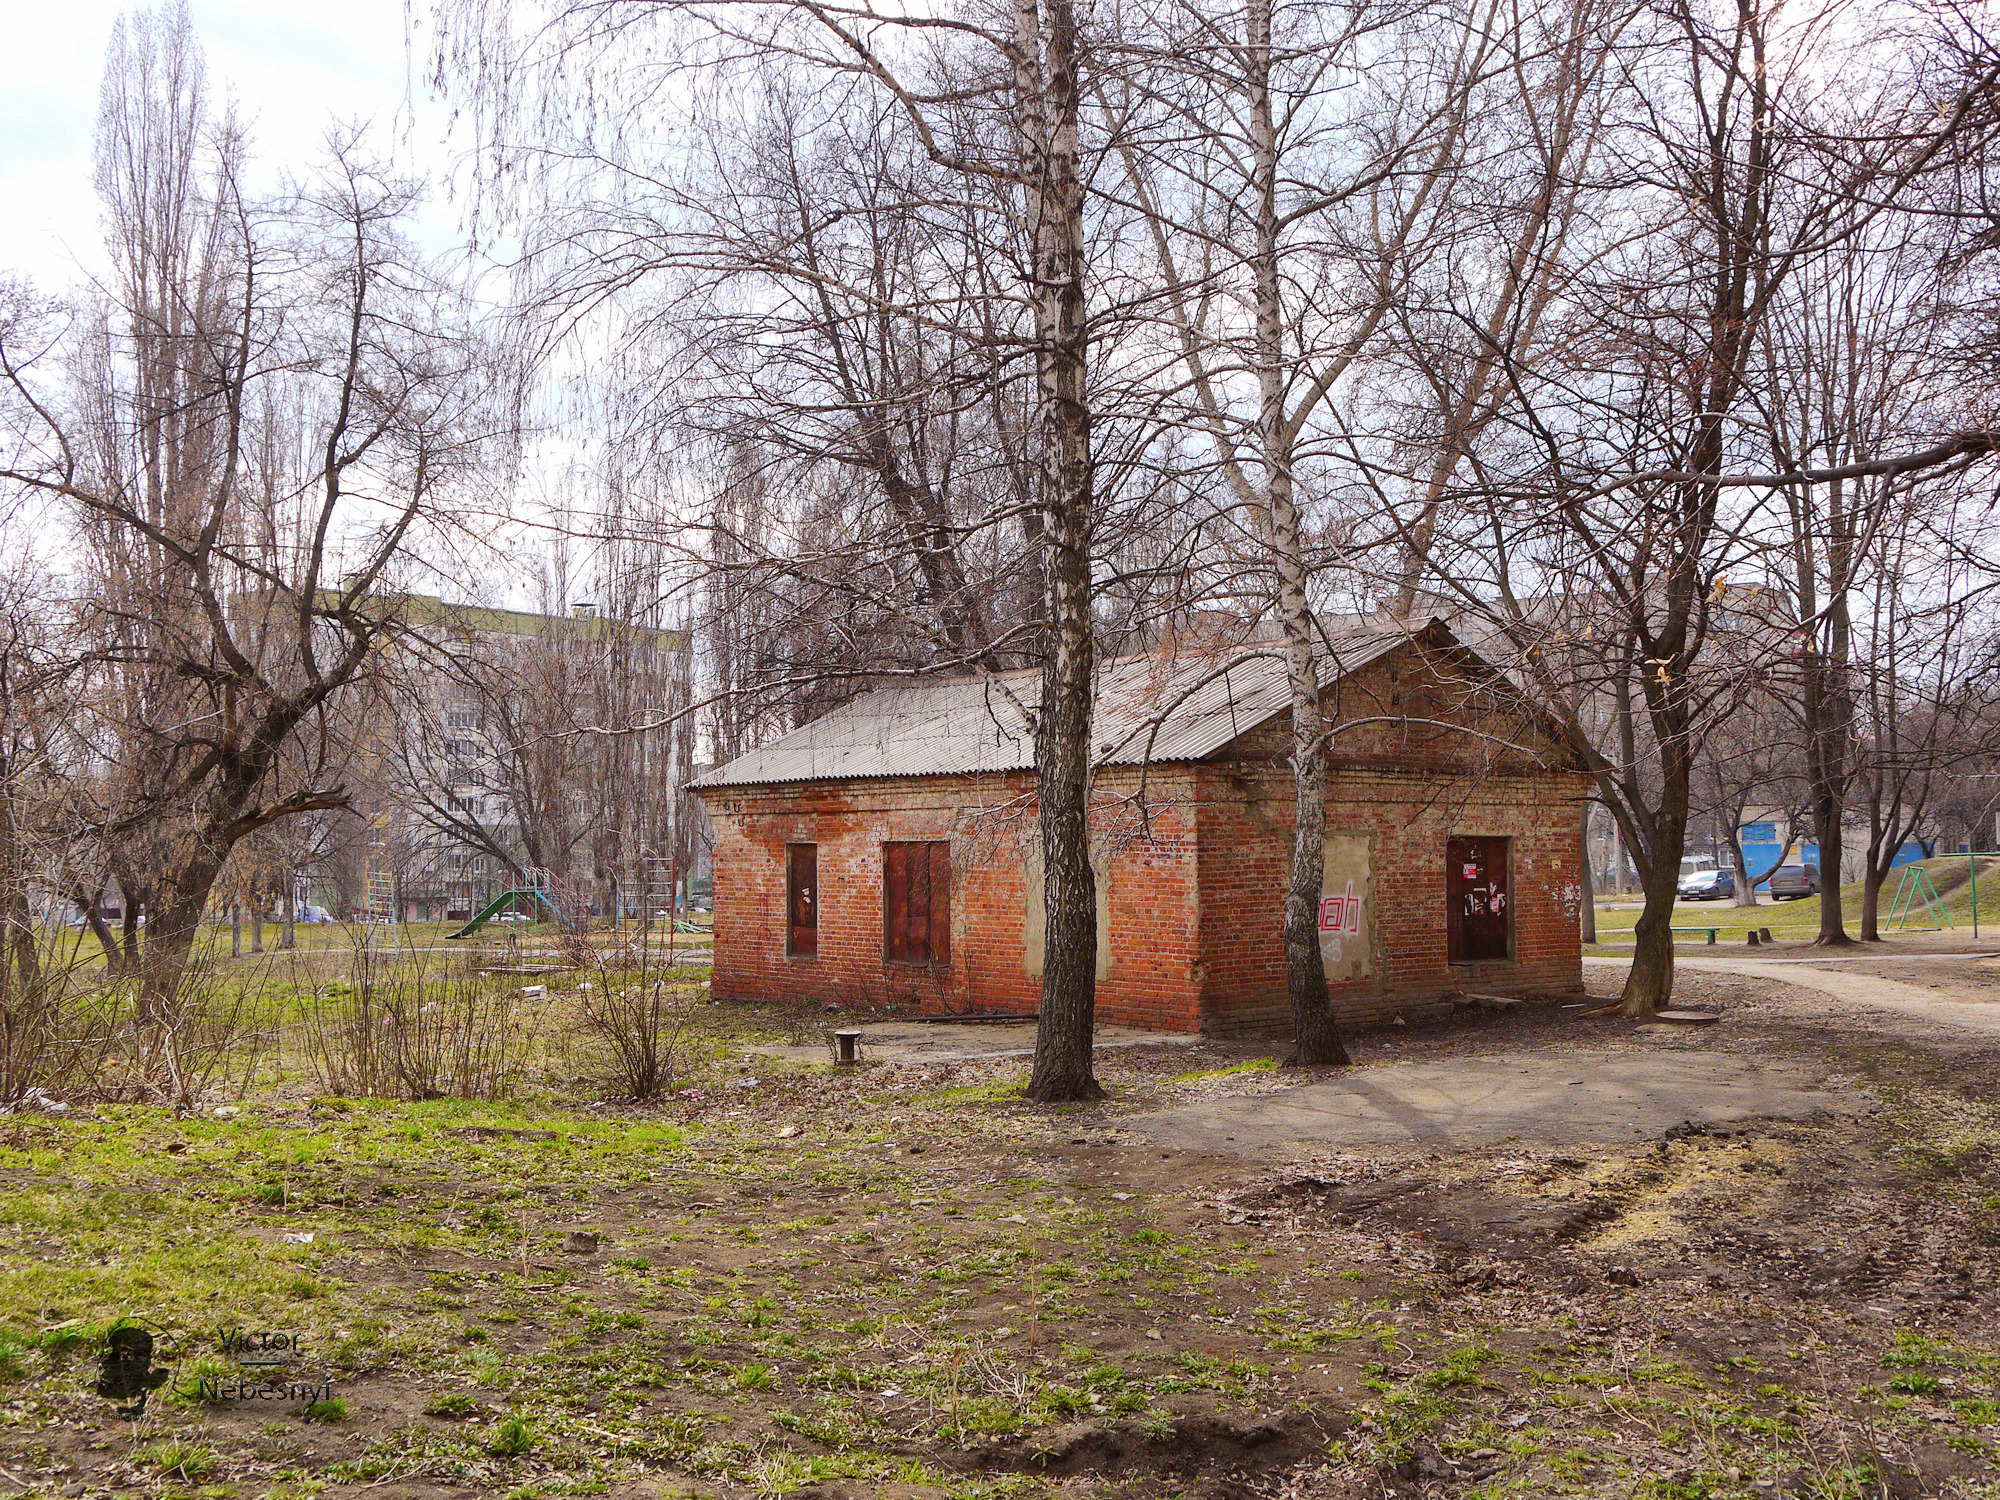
(884, 841, 951, 966)
(1446, 836, 1511, 962)
(786, 844, 818, 957)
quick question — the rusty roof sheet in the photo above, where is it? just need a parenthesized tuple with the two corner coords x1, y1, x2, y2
(692, 623, 1425, 790)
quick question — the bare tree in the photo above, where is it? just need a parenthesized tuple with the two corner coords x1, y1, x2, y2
(1394, 0, 2000, 1013)
(1117, 0, 1541, 1062)
(433, 0, 1136, 1099)
(0, 5, 498, 1090)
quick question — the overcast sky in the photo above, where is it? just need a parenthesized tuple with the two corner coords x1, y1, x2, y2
(0, 0, 460, 291)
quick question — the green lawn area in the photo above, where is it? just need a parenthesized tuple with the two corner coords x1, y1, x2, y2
(48, 913, 713, 975)
(1588, 854, 2000, 943)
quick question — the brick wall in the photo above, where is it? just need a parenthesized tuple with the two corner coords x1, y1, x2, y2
(697, 768, 1207, 1029)
(696, 642, 1588, 1035)
(1191, 762, 1587, 1034)
(1191, 644, 1588, 1032)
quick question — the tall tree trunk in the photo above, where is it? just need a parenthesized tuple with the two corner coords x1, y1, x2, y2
(1859, 865, 1885, 941)
(1797, 523, 1854, 945)
(231, 902, 242, 958)
(1617, 728, 1692, 1018)
(1244, 0, 1347, 1065)
(72, 887, 122, 977)
(120, 902, 142, 978)
(1579, 813, 1597, 944)
(1813, 810, 1845, 943)
(250, 894, 264, 954)
(1622, 829, 1683, 1017)
(137, 871, 221, 1106)
(1021, 0, 1102, 1103)
(1720, 812, 1760, 906)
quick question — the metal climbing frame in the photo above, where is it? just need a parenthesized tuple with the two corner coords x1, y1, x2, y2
(1888, 864, 1951, 932)
(442, 866, 590, 939)
(364, 870, 397, 925)
(523, 867, 590, 929)
(640, 852, 677, 931)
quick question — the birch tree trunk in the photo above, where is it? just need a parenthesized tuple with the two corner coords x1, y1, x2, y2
(1246, 0, 1347, 1065)
(1579, 816, 1597, 944)
(1020, 0, 1103, 1102)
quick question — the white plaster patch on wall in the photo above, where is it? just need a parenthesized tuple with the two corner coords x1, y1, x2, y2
(1320, 833, 1374, 982)
(1021, 839, 1113, 982)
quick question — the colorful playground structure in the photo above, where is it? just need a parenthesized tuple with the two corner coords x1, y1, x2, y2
(445, 867, 591, 939)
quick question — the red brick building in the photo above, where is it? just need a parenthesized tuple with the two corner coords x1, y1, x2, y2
(692, 622, 1588, 1033)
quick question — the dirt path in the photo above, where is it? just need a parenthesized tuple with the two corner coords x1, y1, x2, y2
(1125, 1047, 1851, 1152)
(1585, 951, 2000, 1034)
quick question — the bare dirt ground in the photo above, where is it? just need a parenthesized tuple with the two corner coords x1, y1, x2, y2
(1125, 1046, 1852, 1152)
(1744, 955, 2000, 997)
(3, 965, 1998, 1500)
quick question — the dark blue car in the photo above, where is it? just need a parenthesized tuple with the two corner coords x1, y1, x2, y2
(1677, 869, 1736, 901)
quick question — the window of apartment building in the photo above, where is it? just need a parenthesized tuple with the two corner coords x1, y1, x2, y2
(1445, 836, 1511, 963)
(883, 841, 950, 966)
(448, 708, 477, 731)
(449, 794, 479, 814)
(446, 737, 478, 759)
(786, 844, 818, 957)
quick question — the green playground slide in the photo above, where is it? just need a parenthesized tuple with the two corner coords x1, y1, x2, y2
(444, 888, 568, 939)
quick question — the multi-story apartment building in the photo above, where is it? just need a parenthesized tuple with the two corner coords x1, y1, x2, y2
(323, 591, 695, 924)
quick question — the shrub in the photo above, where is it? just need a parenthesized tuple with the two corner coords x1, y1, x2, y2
(577, 976, 695, 1100)
(732, 1362, 775, 1391)
(303, 947, 532, 1101)
(135, 1438, 219, 1481)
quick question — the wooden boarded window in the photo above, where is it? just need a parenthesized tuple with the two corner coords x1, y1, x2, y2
(1446, 836, 1511, 962)
(786, 844, 818, 957)
(883, 841, 951, 966)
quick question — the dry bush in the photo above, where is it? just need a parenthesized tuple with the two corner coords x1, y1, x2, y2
(576, 974, 696, 1099)
(0, 940, 263, 1110)
(146, 952, 268, 1107)
(0, 965, 122, 1107)
(303, 945, 534, 1101)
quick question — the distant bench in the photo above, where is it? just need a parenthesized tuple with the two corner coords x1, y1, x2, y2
(1670, 926, 1719, 944)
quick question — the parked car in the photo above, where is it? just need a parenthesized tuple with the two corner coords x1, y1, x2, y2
(1678, 869, 1736, 901)
(1766, 865, 1820, 900)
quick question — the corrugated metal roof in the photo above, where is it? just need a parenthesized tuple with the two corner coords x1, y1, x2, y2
(692, 623, 1426, 790)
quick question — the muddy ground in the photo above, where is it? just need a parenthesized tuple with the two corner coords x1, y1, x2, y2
(2, 969, 1997, 1500)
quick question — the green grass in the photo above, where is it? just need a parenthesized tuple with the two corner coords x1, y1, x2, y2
(4, 987, 1994, 1499)
(1587, 854, 2000, 944)
(1171, 1058, 1279, 1084)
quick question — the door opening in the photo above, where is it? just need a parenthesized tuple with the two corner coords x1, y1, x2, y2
(1446, 835, 1511, 962)
(786, 844, 818, 957)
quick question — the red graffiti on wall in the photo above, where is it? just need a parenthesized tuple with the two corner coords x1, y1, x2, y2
(1318, 879, 1363, 937)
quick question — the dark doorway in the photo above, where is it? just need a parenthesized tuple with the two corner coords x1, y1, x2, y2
(1446, 836, 1511, 962)
(786, 844, 818, 956)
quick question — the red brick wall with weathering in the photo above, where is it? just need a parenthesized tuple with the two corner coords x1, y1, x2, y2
(696, 641, 1588, 1035)
(1189, 642, 1589, 1032)
(697, 768, 1209, 1030)
(1191, 763, 1587, 1035)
